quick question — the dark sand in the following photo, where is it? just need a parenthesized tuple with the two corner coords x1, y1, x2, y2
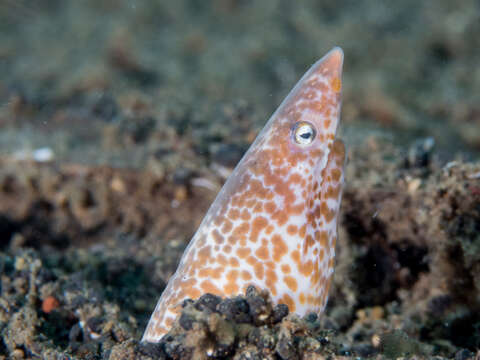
(0, 1, 479, 359)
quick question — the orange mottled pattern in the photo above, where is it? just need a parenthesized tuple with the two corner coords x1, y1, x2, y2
(142, 47, 346, 342)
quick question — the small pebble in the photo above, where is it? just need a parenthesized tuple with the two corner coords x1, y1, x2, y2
(194, 293, 221, 312)
(11, 348, 24, 359)
(14, 257, 27, 271)
(271, 303, 289, 324)
(218, 297, 251, 323)
(41, 296, 60, 313)
(174, 185, 188, 202)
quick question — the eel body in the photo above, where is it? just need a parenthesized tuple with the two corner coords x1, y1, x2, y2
(143, 47, 346, 342)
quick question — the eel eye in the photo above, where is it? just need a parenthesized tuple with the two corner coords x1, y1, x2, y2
(293, 121, 316, 146)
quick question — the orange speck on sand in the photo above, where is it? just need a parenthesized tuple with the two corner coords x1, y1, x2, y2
(42, 296, 60, 313)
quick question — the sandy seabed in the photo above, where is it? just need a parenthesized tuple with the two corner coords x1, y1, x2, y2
(1, 1, 479, 359)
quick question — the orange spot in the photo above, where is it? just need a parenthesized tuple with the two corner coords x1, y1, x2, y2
(228, 208, 240, 220)
(281, 263, 291, 274)
(299, 292, 306, 305)
(233, 222, 250, 238)
(200, 280, 222, 295)
(236, 247, 250, 259)
(165, 317, 174, 327)
(245, 199, 256, 208)
(198, 267, 212, 277)
(212, 229, 224, 244)
(218, 253, 228, 266)
(304, 234, 314, 254)
(229, 257, 240, 267)
(211, 267, 223, 279)
(265, 269, 278, 296)
(291, 250, 301, 265)
(255, 245, 269, 260)
(250, 216, 268, 243)
(249, 179, 269, 199)
(312, 267, 320, 285)
(272, 234, 288, 262)
(264, 201, 276, 214)
(246, 255, 257, 266)
(319, 248, 325, 262)
(197, 246, 212, 267)
(254, 262, 264, 280)
(272, 210, 289, 227)
(320, 202, 330, 219)
(226, 269, 239, 282)
(287, 225, 297, 235)
(214, 215, 225, 227)
(265, 225, 274, 235)
(224, 282, 239, 295)
(299, 224, 307, 238)
(311, 101, 324, 112)
(331, 77, 341, 92)
(284, 276, 298, 292)
(323, 119, 331, 129)
(42, 296, 59, 313)
(264, 261, 276, 269)
(281, 293, 296, 312)
(289, 173, 302, 184)
(154, 326, 168, 335)
(290, 203, 304, 215)
(325, 205, 336, 223)
(331, 168, 342, 182)
(186, 287, 202, 299)
(317, 230, 328, 248)
(222, 220, 233, 233)
(253, 202, 263, 212)
(241, 270, 252, 281)
(300, 260, 314, 277)
(325, 185, 341, 199)
(332, 139, 346, 158)
(240, 209, 251, 221)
